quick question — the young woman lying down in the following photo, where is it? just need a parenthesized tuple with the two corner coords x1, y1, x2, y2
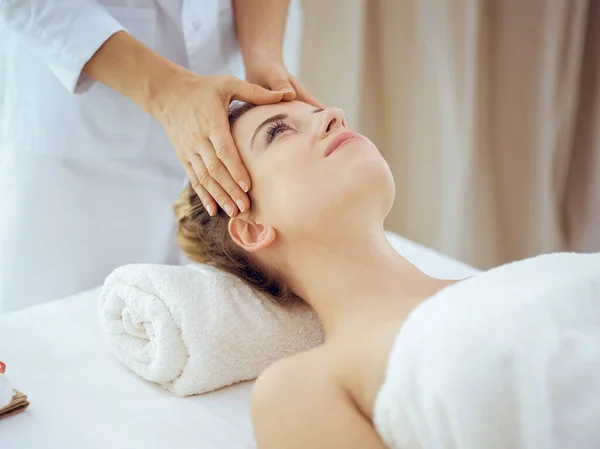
(173, 101, 600, 449)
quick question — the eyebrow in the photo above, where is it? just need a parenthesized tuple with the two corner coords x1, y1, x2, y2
(251, 113, 287, 148)
(250, 108, 325, 148)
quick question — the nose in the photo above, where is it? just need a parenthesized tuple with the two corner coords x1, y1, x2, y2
(319, 107, 346, 138)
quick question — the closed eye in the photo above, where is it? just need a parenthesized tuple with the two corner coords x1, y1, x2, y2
(266, 120, 292, 144)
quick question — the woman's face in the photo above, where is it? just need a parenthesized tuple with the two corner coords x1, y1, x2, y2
(231, 101, 395, 239)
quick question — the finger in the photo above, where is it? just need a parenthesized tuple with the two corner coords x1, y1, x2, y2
(195, 135, 250, 216)
(291, 77, 323, 108)
(182, 160, 216, 216)
(268, 75, 296, 101)
(229, 77, 284, 105)
(206, 129, 250, 212)
(280, 86, 296, 102)
(209, 120, 251, 194)
(189, 152, 238, 217)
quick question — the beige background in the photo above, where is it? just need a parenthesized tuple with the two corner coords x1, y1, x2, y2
(297, 0, 600, 269)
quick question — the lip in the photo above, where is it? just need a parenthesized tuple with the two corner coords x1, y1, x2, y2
(324, 131, 363, 157)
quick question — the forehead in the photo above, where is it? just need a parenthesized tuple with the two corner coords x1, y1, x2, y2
(231, 101, 316, 148)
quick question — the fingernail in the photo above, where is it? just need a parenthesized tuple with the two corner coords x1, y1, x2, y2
(236, 199, 246, 213)
(206, 204, 215, 216)
(224, 204, 234, 217)
(238, 180, 249, 192)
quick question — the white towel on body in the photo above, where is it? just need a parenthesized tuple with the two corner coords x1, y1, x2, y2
(374, 252, 600, 449)
(98, 263, 324, 396)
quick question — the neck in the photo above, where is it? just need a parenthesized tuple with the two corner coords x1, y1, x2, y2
(282, 227, 449, 337)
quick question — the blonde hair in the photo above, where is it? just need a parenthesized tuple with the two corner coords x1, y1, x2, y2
(173, 102, 297, 306)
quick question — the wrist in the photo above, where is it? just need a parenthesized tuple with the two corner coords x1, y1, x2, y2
(144, 62, 197, 120)
(83, 31, 196, 119)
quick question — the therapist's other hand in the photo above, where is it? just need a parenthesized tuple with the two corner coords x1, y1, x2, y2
(153, 74, 284, 217)
(245, 61, 323, 108)
(81, 32, 281, 216)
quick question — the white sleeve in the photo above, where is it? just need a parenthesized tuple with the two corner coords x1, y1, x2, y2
(0, 0, 126, 93)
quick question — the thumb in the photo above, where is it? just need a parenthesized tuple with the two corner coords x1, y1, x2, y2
(261, 65, 296, 100)
(230, 78, 284, 105)
(269, 77, 296, 101)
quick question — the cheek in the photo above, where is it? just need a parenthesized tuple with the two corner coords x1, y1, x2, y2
(250, 147, 317, 227)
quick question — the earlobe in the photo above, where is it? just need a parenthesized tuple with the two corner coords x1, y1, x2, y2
(228, 216, 277, 252)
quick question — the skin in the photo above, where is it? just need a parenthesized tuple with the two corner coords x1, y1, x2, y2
(236, 0, 321, 106)
(228, 101, 457, 448)
(82, 1, 319, 218)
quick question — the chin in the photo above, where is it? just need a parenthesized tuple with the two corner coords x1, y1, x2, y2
(289, 163, 395, 239)
(363, 157, 396, 210)
(353, 139, 394, 187)
(337, 148, 396, 216)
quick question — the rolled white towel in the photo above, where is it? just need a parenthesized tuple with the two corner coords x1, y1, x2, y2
(98, 263, 324, 396)
(374, 252, 600, 449)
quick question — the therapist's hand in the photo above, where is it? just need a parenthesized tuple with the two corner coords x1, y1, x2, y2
(245, 61, 323, 108)
(152, 73, 284, 217)
(81, 31, 285, 217)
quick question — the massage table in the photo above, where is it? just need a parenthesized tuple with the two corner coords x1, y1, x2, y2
(0, 233, 477, 449)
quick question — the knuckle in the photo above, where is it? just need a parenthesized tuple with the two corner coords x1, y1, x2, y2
(214, 142, 233, 160)
(190, 177, 202, 189)
(206, 161, 223, 177)
(224, 184, 239, 197)
(249, 83, 262, 95)
(191, 130, 204, 141)
(215, 194, 230, 207)
(196, 169, 212, 185)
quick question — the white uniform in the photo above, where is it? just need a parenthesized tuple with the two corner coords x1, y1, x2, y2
(0, 0, 302, 313)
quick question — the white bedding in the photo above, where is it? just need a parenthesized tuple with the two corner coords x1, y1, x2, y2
(0, 234, 477, 449)
(375, 252, 600, 449)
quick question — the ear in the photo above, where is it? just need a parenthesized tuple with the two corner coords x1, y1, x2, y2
(228, 215, 277, 253)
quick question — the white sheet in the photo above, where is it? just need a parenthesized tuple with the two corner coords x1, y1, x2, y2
(374, 252, 600, 449)
(0, 234, 477, 449)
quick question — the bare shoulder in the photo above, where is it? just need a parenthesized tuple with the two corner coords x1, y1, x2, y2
(251, 346, 387, 449)
(251, 346, 332, 409)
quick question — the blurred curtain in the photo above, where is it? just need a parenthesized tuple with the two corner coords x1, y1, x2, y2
(299, 0, 600, 269)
